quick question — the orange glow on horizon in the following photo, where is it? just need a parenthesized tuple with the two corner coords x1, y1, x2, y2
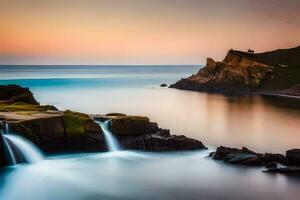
(0, 0, 300, 64)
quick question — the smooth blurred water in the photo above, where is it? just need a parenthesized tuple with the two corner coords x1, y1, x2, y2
(1, 65, 300, 199)
(0, 151, 300, 200)
(3, 134, 44, 164)
(97, 120, 121, 152)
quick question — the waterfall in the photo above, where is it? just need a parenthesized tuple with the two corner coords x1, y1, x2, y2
(96, 120, 121, 152)
(3, 137, 17, 165)
(1, 122, 44, 165)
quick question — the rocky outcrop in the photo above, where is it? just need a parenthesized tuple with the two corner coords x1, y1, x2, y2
(170, 50, 273, 94)
(170, 46, 300, 96)
(94, 113, 207, 151)
(121, 134, 206, 151)
(212, 146, 265, 166)
(0, 110, 102, 154)
(110, 116, 159, 136)
(211, 146, 300, 175)
(211, 146, 287, 167)
(0, 85, 39, 105)
(286, 149, 300, 165)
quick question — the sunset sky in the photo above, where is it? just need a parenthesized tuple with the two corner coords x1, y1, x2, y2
(0, 0, 300, 65)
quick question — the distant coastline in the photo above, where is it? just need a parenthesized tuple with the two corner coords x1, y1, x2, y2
(170, 46, 300, 98)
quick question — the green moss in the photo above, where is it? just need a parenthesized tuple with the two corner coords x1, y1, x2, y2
(0, 102, 55, 112)
(110, 116, 150, 135)
(63, 110, 90, 137)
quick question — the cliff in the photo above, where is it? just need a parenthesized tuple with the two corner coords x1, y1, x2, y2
(170, 46, 300, 96)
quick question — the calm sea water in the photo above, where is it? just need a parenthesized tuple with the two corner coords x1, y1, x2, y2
(1, 65, 300, 200)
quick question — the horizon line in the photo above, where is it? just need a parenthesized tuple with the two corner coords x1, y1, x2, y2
(0, 64, 203, 66)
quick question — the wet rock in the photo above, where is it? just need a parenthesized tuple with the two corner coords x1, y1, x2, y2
(0, 135, 6, 167)
(213, 146, 264, 166)
(286, 149, 300, 165)
(212, 146, 294, 168)
(41, 133, 107, 153)
(5, 111, 102, 154)
(10, 115, 65, 145)
(120, 134, 206, 151)
(264, 162, 278, 169)
(263, 153, 286, 164)
(264, 167, 300, 174)
(208, 152, 215, 157)
(160, 83, 168, 87)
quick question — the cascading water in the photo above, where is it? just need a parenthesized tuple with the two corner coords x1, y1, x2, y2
(96, 120, 121, 152)
(1, 122, 44, 165)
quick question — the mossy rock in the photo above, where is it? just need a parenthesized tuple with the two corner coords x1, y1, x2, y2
(106, 113, 127, 117)
(0, 102, 57, 112)
(63, 110, 101, 137)
(110, 116, 158, 136)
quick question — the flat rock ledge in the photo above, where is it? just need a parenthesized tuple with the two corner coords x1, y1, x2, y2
(210, 146, 300, 174)
(93, 113, 207, 151)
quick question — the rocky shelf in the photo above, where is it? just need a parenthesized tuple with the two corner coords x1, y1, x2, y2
(0, 85, 206, 166)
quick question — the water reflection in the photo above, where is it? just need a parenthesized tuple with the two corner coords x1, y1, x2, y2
(27, 87, 300, 153)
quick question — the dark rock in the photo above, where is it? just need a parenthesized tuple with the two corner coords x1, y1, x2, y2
(264, 162, 278, 169)
(41, 133, 107, 153)
(212, 146, 293, 168)
(120, 134, 206, 151)
(110, 116, 159, 136)
(263, 153, 286, 164)
(209, 152, 215, 157)
(0, 85, 39, 105)
(213, 146, 264, 166)
(264, 167, 300, 174)
(0, 135, 6, 167)
(286, 149, 300, 165)
(213, 146, 263, 166)
(7, 113, 103, 154)
(10, 116, 65, 145)
(160, 83, 168, 87)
